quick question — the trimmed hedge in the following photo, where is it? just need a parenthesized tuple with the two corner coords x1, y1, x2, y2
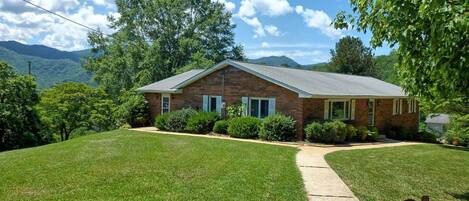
(305, 120, 347, 143)
(213, 120, 229, 134)
(259, 114, 296, 141)
(154, 113, 170, 130)
(227, 116, 261, 139)
(166, 108, 197, 132)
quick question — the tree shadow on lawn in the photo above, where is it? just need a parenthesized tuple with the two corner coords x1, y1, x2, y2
(439, 144, 469, 152)
(449, 191, 469, 200)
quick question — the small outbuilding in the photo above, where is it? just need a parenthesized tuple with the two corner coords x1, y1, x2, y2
(425, 114, 450, 134)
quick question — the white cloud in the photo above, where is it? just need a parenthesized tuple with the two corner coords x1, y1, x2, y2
(0, 1, 116, 51)
(264, 25, 281, 37)
(92, 0, 115, 9)
(240, 16, 265, 37)
(212, 0, 236, 12)
(261, 42, 269, 48)
(295, 6, 342, 38)
(238, 0, 293, 18)
(246, 49, 330, 63)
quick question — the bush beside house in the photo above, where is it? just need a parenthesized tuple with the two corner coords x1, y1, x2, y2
(186, 112, 219, 134)
(213, 120, 229, 134)
(259, 114, 296, 141)
(227, 117, 261, 139)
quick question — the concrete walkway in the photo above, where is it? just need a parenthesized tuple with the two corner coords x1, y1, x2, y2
(130, 127, 421, 201)
(297, 142, 421, 201)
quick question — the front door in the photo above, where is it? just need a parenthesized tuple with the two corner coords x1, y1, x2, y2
(368, 99, 375, 126)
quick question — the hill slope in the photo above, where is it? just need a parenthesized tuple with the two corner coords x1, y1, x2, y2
(0, 130, 304, 201)
(248, 56, 302, 68)
(0, 41, 83, 62)
(0, 47, 92, 88)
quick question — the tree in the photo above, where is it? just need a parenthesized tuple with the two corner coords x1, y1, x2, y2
(84, 0, 244, 97)
(0, 61, 47, 151)
(334, 0, 469, 114)
(37, 83, 116, 141)
(330, 36, 376, 76)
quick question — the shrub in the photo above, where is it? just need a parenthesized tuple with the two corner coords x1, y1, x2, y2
(357, 126, 369, 141)
(166, 108, 197, 132)
(346, 124, 357, 141)
(115, 92, 150, 128)
(154, 113, 170, 130)
(213, 120, 230, 134)
(320, 122, 337, 143)
(418, 131, 438, 143)
(305, 122, 324, 142)
(445, 114, 469, 147)
(386, 126, 407, 140)
(226, 104, 245, 119)
(186, 112, 220, 134)
(259, 114, 296, 141)
(227, 116, 261, 139)
(331, 121, 347, 143)
(367, 126, 379, 141)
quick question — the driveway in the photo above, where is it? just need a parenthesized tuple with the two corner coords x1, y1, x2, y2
(297, 142, 422, 201)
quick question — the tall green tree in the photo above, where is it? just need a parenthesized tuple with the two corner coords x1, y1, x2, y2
(334, 0, 469, 114)
(0, 61, 47, 151)
(37, 83, 116, 141)
(85, 0, 245, 97)
(330, 36, 376, 76)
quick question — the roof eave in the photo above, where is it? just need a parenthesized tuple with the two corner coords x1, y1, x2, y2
(136, 89, 182, 94)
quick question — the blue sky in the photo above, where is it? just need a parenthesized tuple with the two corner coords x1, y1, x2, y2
(0, 0, 392, 64)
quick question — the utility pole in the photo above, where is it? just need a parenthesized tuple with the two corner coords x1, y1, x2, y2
(28, 61, 31, 75)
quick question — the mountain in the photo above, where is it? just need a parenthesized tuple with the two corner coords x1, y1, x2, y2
(0, 41, 92, 88)
(248, 56, 302, 68)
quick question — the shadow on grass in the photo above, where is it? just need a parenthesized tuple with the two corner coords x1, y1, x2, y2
(449, 191, 469, 200)
(439, 144, 469, 152)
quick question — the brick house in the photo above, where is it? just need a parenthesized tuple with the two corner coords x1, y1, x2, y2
(138, 60, 419, 139)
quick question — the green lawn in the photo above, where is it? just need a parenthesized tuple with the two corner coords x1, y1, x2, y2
(0, 130, 305, 201)
(325, 144, 469, 201)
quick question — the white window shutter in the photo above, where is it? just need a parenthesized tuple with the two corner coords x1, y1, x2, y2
(392, 99, 397, 115)
(202, 95, 209, 112)
(399, 99, 403, 114)
(408, 99, 412, 113)
(268, 98, 276, 115)
(241, 97, 249, 116)
(350, 99, 356, 120)
(215, 96, 222, 113)
(324, 100, 330, 120)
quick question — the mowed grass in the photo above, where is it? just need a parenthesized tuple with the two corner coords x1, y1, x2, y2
(0, 130, 305, 201)
(325, 144, 469, 201)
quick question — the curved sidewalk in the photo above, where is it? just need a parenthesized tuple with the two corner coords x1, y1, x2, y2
(297, 142, 422, 201)
(130, 127, 421, 201)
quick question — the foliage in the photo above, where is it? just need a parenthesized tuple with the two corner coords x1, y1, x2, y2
(357, 126, 369, 141)
(185, 111, 220, 134)
(37, 82, 116, 141)
(0, 46, 92, 89)
(330, 36, 376, 77)
(305, 121, 347, 144)
(305, 122, 324, 142)
(227, 116, 261, 139)
(374, 51, 400, 85)
(335, 0, 469, 115)
(226, 104, 244, 119)
(85, 0, 245, 97)
(259, 114, 296, 141)
(0, 61, 48, 151)
(366, 126, 379, 141)
(213, 120, 229, 134)
(166, 108, 198, 132)
(445, 114, 469, 147)
(326, 144, 469, 201)
(154, 113, 170, 131)
(115, 91, 150, 128)
(346, 124, 357, 141)
(0, 130, 306, 201)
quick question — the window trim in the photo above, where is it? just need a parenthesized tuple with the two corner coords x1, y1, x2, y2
(408, 99, 417, 113)
(393, 98, 403, 115)
(328, 99, 351, 120)
(161, 94, 171, 114)
(249, 97, 270, 118)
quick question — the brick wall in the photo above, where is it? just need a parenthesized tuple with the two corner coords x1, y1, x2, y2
(143, 65, 419, 139)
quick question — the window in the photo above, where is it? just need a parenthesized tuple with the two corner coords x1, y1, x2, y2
(161, 94, 170, 114)
(408, 99, 417, 113)
(203, 95, 221, 113)
(250, 98, 269, 118)
(368, 99, 375, 126)
(393, 99, 403, 115)
(329, 100, 350, 120)
(210, 96, 217, 112)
